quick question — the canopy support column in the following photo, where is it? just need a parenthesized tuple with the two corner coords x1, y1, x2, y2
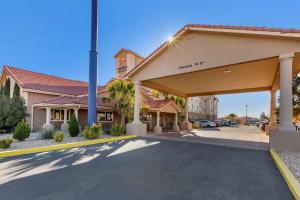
(126, 81, 147, 135)
(279, 53, 294, 131)
(154, 111, 162, 134)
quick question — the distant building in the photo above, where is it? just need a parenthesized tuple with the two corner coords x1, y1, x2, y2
(188, 96, 218, 121)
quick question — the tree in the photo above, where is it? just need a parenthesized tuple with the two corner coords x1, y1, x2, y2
(277, 76, 300, 118)
(0, 96, 27, 132)
(293, 76, 300, 117)
(0, 96, 9, 130)
(0, 85, 3, 96)
(225, 113, 238, 122)
(6, 97, 27, 129)
(3, 78, 10, 97)
(69, 115, 80, 137)
(260, 112, 269, 121)
(13, 84, 20, 98)
(108, 80, 135, 126)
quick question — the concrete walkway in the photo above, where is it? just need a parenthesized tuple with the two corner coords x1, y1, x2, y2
(0, 137, 292, 200)
(148, 125, 269, 151)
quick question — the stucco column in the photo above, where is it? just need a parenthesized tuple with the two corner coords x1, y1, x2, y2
(61, 108, 69, 132)
(270, 90, 277, 126)
(133, 81, 141, 124)
(126, 81, 147, 135)
(63, 109, 68, 124)
(185, 97, 189, 123)
(173, 112, 179, 131)
(43, 107, 53, 129)
(45, 107, 51, 125)
(74, 108, 79, 120)
(154, 111, 162, 133)
(279, 53, 294, 131)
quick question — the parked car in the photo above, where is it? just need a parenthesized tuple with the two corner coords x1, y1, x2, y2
(255, 122, 260, 127)
(221, 120, 230, 126)
(215, 120, 222, 127)
(259, 120, 270, 131)
(199, 120, 216, 128)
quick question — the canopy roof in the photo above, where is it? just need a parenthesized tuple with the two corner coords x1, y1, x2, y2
(126, 24, 300, 97)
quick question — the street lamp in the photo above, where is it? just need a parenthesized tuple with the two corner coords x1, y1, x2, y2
(88, 0, 98, 126)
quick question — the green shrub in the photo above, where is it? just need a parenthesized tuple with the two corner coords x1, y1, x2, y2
(54, 131, 64, 142)
(192, 122, 200, 129)
(0, 138, 13, 149)
(13, 120, 30, 141)
(69, 115, 80, 137)
(84, 123, 103, 139)
(0, 96, 27, 132)
(110, 123, 124, 136)
(42, 126, 55, 139)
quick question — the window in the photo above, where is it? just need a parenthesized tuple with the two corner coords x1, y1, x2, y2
(97, 112, 113, 122)
(51, 109, 72, 121)
(141, 114, 151, 122)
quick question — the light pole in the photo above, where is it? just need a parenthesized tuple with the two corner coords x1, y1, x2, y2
(246, 104, 248, 124)
(88, 0, 98, 126)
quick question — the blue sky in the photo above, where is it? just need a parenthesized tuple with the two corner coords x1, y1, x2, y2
(0, 0, 299, 118)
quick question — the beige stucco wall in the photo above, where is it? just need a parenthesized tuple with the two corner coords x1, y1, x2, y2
(27, 92, 59, 128)
(32, 107, 46, 131)
(131, 32, 300, 81)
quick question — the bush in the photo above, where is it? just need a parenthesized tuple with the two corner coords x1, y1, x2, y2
(110, 123, 124, 136)
(84, 123, 103, 139)
(0, 138, 13, 149)
(69, 115, 80, 137)
(13, 120, 30, 141)
(54, 131, 64, 142)
(42, 126, 55, 139)
(0, 96, 27, 132)
(192, 122, 200, 129)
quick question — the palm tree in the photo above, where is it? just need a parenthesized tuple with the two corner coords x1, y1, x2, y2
(108, 80, 135, 126)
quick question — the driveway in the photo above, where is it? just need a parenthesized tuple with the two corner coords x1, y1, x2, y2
(0, 138, 292, 200)
(153, 125, 269, 150)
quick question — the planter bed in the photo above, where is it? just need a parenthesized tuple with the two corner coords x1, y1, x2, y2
(0, 132, 112, 152)
(278, 151, 300, 182)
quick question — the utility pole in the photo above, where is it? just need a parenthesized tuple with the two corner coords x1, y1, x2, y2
(246, 104, 248, 124)
(88, 0, 98, 126)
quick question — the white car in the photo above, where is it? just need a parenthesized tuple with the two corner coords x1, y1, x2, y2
(199, 120, 216, 128)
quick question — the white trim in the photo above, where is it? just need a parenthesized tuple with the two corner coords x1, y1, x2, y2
(22, 88, 78, 97)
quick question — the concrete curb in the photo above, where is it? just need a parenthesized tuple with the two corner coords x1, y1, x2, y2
(270, 148, 300, 200)
(0, 135, 138, 158)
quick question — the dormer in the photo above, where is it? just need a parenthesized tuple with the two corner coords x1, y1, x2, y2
(114, 48, 144, 79)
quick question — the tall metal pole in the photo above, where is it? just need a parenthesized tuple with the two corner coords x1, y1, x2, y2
(246, 104, 248, 124)
(88, 0, 98, 126)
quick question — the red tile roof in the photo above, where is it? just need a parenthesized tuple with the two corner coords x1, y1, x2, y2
(142, 99, 173, 109)
(3, 66, 106, 96)
(186, 24, 300, 34)
(39, 93, 175, 111)
(40, 96, 116, 108)
(125, 23, 300, 78)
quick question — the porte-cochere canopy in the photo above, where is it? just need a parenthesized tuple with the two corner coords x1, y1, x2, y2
(125, 24, 300, 151)
(126, 24, 300, 97)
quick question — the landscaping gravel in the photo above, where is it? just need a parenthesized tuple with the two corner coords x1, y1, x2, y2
(0, 132, 111, 152)
(279, 151, 300, 182)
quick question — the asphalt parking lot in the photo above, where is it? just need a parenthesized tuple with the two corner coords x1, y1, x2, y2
(0, 138, 292, 200)
(156, 125, 269, 150)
